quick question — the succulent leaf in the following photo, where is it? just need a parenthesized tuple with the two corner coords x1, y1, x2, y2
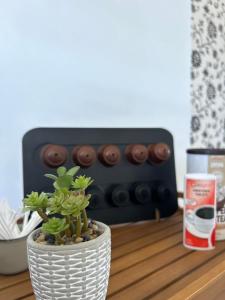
(57, 166, 67, 176)
(42, 217, 69, 236)
(66, 166, 80, 177)
(59, 194, 89, 216)
(44, 174, 57, 181)
(23, 192, 48, 211)
(55, 175, 73, 190)
(72, 176, 93, 190)
(48, 192, 65, 214)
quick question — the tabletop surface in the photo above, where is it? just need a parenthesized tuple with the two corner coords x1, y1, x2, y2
(1, 211, 225, 300)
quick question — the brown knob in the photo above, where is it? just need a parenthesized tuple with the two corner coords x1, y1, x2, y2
(98, 144, 121, 166)
(148, 143, 171, 164)
(41, 144, 68, 167)
(125, 144, 148, 164)
(72, 145, 96, 167)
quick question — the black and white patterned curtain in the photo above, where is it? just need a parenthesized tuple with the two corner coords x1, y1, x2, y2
(191, 0, 225, 147)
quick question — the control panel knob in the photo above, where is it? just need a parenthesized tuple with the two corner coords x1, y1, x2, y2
(72, 145, 96, 167)
(111, 185, 130, 207)
(148, 143, 171, 164)
(134, 183, 151, 204)
(87, 187, 104, 210)
(156, 185, 171, 202)
(125, 144, 148, 164)
(98, 145, 121, 166)
(41, 144, 68, 167)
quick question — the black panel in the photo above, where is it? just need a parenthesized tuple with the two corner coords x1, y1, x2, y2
(22, 128, 178, 225)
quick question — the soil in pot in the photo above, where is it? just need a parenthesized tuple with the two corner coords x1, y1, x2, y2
(35, 219, 102, 245)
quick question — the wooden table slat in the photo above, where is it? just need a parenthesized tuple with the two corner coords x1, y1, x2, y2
(0, 272, 29, 290)
(110, 211, 181, 238)
(111, 214, 182, 248)
(111, 232, 183, 275)
(108, 242, 189, 296)
(112, 222, 182, 260)
(2, 212, 225, 300)
(193, 273, 225, 300)
(168, 258, 225, 300)
(20, 296, 35, 300)
(108, 238, 225, 300)
(0, 280, 33, 300)
(151, 247, 225, 300)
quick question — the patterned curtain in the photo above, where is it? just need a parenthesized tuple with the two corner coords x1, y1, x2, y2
(191, 0, 225, 147)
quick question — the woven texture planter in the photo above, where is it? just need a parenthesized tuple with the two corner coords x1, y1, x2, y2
(27, 222, 111, 300)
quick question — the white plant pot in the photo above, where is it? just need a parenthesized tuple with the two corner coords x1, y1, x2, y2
(27, 222, 111, 300)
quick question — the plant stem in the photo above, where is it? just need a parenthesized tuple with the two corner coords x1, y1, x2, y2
(37, 209, 48, 222)
(82, 209, 88, 232)
(71, 220, 76, 235)
(76, 215, 81, 238)
(65, 216, 71, 238)
(56, 234, 64, 245)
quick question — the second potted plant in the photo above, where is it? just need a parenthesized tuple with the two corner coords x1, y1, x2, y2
(24, 166, 111, 300)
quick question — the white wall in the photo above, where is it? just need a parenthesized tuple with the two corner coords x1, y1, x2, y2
(0, 1, 190, 209)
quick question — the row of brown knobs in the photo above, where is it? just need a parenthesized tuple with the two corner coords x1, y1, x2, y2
(42, 143, 171, 168)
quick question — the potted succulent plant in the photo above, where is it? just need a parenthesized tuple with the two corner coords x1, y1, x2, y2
(24, 166, 111, 300)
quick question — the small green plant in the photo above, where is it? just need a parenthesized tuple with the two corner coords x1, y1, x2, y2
(23, 166, 95, 245)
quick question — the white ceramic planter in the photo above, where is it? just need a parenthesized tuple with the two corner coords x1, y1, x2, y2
(27, 222, 111, 300)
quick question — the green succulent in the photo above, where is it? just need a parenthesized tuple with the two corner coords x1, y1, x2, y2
(24, 165, 94, 244)
(45, 166, 80, 190)
(61, 194, 90, 216)
(72, 175, 94, 190)
(48, 191, 65, 214)
(42, 217, 69, 236)
(23, 192, 48, 211)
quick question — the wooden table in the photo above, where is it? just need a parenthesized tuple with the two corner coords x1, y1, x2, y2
(1, 212, 225, 300)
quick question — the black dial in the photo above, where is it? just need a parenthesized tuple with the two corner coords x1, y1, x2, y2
(134, 183, 151, 204)
(111, 185, 130, 207)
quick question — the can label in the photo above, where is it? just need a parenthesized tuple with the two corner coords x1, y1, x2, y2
(184, 176, 216, 250)
(208, 156, 225, 240)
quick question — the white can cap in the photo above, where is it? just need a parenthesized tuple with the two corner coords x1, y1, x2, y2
(185, 173, 217, 180)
